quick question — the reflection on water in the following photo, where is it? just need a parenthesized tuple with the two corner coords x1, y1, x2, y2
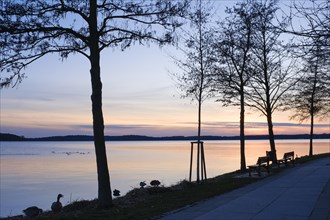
(0, 140, 329, 217)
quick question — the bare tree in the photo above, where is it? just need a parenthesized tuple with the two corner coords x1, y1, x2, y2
(288, 0, 329, 48)
(285, 43, 330, 157)
(212, 0, 257, 172)
(0, 0, 187, 208)
(171, 0, 213, 182)
(245, 0, 298, 163)
(282, 0, 329, 158)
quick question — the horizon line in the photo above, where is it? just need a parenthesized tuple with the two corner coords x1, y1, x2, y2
(2, 132, 329, 140)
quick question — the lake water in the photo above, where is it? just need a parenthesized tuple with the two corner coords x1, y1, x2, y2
(0, 139, 329, 217)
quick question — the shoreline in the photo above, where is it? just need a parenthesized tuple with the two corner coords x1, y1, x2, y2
(1, 133, 329, 142)
(2, 153, 329, 220)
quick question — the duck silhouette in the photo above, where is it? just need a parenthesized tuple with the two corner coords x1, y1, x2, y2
(113, 189, 120, 197)
(51, 194, 63, 212)
(23, 206, 43, 217)
(150, 180, 161, 187)
(139, 181, 147, 188)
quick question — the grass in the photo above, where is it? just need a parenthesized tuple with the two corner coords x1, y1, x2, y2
(4, 152, 329, 220)
(30, 174, 257, 220)
(295, 152, 330, 164)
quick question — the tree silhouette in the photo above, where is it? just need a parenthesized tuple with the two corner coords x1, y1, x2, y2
(285, 43, 329, 157)
(212, 0, 257, 172)
(287, 0, 329, 50)
(171, 0, 213, 182)
(283, 0, 329, 158)
(245, 0, 298, 163)
(0, 0, 187, 208)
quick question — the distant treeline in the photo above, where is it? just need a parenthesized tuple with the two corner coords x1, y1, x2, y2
(1, 133, 329, 142)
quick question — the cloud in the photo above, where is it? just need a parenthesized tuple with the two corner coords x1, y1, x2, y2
(72, 121, 329, 136)
(74, 124, 160, 130)
(195, 121, 330, 128)
(74, 121, 330, 131)
(2, 120, 329, 138)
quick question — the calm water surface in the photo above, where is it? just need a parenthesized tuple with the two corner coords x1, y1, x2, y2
(0, 139, 329, 217)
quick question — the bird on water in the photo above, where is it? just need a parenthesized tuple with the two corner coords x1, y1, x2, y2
(23, 206, 43, 217)
(51, 194, 63, 212)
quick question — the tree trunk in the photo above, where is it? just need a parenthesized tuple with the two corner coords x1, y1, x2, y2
(196, 2, 204, 182)
(266, 111, 277, 163)
(309, 104, 314, 158)
(89, 0, 112, 208)
(196, 137, 200, 182)
(309, 69, 317, 158)
(240, 91, 246, 172)
(89, 57, 112, 209)
(196, 100, 202, 182)
(197, 100, 202, 142)
(260, 23, 277, 164)
(309, 114, 314, 158)
(197, 0, 203, 145)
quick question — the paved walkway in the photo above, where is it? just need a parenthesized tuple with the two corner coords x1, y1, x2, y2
(160, 157, 330, 220)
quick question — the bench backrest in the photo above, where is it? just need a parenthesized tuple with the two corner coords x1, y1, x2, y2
(266, 151, 275, 159)
(257, 156, 269, 165)
(283, 151, 294, 160)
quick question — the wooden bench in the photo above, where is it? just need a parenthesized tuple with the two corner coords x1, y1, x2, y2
(266, 150, 276, 164)
(247, 156, 270, 177)
(278, 151, 295, 167)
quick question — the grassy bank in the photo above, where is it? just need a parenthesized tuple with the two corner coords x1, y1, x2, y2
(4, 152, 329, 220)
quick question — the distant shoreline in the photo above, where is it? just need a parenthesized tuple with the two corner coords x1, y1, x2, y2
(1, 133, 329, 142)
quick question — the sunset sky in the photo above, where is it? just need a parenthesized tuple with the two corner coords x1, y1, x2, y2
(1, 1, 329, 138)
